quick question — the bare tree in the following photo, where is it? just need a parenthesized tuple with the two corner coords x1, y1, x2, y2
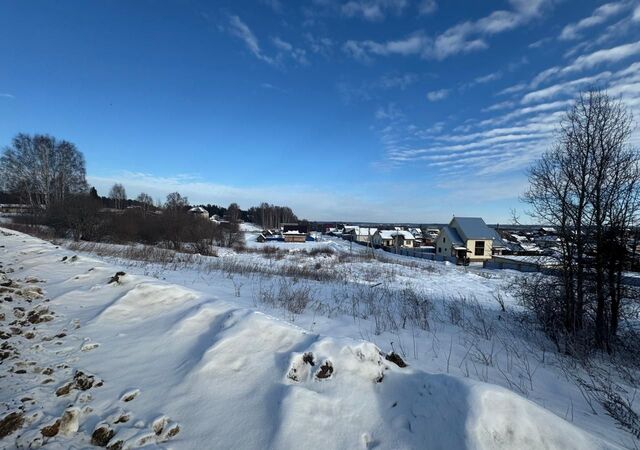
(522, 89, 640, 350)
(109, 183, 127, 210)
(247, 202, 298, 229)
(164, 192, 188, 211)
(136, 192, 154, 215)
(226, 202, 241, 223)
(0, 133, 88, 208)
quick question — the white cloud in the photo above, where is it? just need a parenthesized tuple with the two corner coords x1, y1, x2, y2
(482, 100, 515, 112)
(498, 83, 527, 96)
(304, 33, 334, 58)
(376, 72, 419, 89)
(427, 89, 449, 101)
(336, 72, 419, 104)
(559, 1, 630, 40)
(526, 40, 640, 89)
(227, 15, 275, 65)
(521, 71, 612, 104)
(271, 37, 309, 65)
(375, 103, 404, 120)
(226, 15, 309, 67)
(0, 93, 14, 99)
(342, 32, 429, 62)
(461, 71, 503, 91)
(474, 72, 502, 84)
(340, 0, 408, 21)
(566, 40, 640, 73)
(343, 0, 552, 61)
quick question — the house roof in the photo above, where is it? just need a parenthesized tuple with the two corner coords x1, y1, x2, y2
(451, 217, 496, 240)
(378, 230, 415, 240)
(354, 227, 378, 236)
(189, 206, 208, 214)
(440, 225, 464, 246)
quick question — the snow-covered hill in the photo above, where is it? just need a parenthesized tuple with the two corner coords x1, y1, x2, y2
(0, 229, 623, 449)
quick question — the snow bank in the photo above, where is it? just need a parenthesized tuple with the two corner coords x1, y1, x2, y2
(0, 228, 620, 449)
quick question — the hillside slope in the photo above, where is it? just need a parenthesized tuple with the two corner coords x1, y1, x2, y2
(0, 228, 620, 449)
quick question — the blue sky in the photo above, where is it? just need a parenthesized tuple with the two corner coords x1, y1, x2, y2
(1, 0, 639, 223)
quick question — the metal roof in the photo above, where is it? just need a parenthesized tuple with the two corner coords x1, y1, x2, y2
(378, 230, 415, 240)
(452, 217, 497, 240)
(440, 225, 464, 246)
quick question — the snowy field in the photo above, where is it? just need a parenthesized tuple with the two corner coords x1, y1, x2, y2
(0, 226, 637, 449)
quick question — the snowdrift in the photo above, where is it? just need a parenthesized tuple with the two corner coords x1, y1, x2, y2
(0, 229, 620, 449)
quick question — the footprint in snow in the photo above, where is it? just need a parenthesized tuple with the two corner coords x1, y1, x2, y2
(120, 389, 140, 402)
(152, 415, 181, 442)
(80, 342, 100, 352)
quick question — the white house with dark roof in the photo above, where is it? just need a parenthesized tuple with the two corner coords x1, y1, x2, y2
(347, 227, 378, 243)
(372, 230, 416, 248)
(435, 217, 504, 263)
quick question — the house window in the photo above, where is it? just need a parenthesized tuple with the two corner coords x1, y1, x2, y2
(474, 241, 485, 256)
(438, 247, 441, 253)
(443, 237, 446, 243)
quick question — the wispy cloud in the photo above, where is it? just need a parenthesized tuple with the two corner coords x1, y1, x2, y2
(375, 53, 640, 190)
(271, 36, 309, 65)
(226, 15, 309, 67)
(482, 100, 515, 112)
(460, 71, 503, 91)
(304, 33, 334, 58)
(374, 102, 404, 120)
(342, 32, 429, 62)
(228, 15, 275, 65)
(340, 0, 408, 21)
(260, 82, 287, 93)
(529, 40, 640, 88)
(0, 93, 15, 99)
(337, 72, 421, 104)
(342, 0, 552, 61)
(559, 1, 630, 40)
(426, 89, 449, 101)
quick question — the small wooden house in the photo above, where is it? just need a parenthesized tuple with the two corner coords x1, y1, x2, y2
(283, 231, 307, 243)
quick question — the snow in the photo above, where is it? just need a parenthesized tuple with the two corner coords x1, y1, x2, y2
(0, 227, 632, 449)
(493, 255, 558, 265)
(377, 230, 415, 240)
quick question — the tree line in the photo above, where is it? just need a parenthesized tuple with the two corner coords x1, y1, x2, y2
(247, 203, 298, 229)
(0, 133, 299, 250)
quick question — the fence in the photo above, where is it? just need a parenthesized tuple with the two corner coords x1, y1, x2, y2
(383, 246, 457, 264)
(483, 259, 545, 273)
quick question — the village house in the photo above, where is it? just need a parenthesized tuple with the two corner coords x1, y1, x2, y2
(256, 229, 282, 243)
(372, 230, 416, 248)
(434, 217, 504, 263)
(498, 230, 543, 255)
(340, 225, 359, 240)
(188, 206, 210, 220)
(408, 227, 425, 247)
(283, 231, 307, 243)
(282, 222, 310, 234)
(347, 227, 378, 243)
(279, 223, 309, 243)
